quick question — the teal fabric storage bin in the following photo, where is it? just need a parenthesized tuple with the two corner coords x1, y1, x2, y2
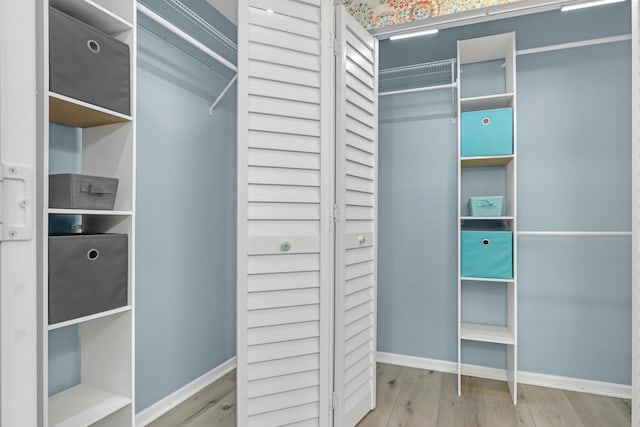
(461, 231, 512, 279)
(469, 196, 503, 216)
(461, 108, 513, 157)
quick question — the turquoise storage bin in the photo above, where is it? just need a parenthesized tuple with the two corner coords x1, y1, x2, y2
(469, 196, 503, 216)
(461, 231, 512, 279)
(461, 108, 513, 157)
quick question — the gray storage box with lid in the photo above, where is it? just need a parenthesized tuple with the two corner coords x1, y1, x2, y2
(48, 233, 128, 324)
(50, 174, 119, 210)
(49, 6, 131, 115)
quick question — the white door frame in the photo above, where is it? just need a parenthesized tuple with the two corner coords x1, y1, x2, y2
(0, 0, 39, 425)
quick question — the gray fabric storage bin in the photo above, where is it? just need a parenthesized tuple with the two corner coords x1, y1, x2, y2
(49, 7, 130, 115)
(50, 174, 118, 210)
(49, 233, 128, 324)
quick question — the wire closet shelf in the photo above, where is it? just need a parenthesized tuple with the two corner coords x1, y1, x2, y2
(137, 0, 238, 113)
(379, 58, 457, 94)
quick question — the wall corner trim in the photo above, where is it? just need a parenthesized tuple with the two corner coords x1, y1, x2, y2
(135, 356, 237, 426)
(376, 351, 631, 399)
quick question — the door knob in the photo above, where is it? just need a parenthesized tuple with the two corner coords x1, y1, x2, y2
(280, 241, 291, 252)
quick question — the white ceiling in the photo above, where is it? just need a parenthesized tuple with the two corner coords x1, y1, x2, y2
(206, 0, 237, 24)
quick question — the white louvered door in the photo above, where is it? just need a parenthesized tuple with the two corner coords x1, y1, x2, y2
(333, 7, 378, 427)
(236, 0, 333, 426)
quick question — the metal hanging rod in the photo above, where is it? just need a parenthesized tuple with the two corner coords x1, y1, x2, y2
(137, 3, 237, 73)
(379, 82, 457, 97)
(518, 231, 632, 237)
(516, 34, 631, 56)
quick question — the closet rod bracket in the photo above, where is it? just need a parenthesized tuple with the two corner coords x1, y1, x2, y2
(209, 74, 238, 114)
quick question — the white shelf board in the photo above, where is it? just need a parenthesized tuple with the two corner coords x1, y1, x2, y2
(460, 93, 514, 112)
(460, 276, 514, 283)
(458, 32, 514, 65)
(48, 208, 133, 216)
(460, 323, 515, 345)
(50, 0, 133, 34)
(48, 306, 132, 331)
(461, 155, 514, 168)
(460, 216, 514, 221)
(49, 384, 131, 427)
(49, 92, 132, 128)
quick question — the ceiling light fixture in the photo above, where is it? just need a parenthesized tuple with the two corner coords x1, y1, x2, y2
(266, 8, 274, 13)
(389, 28, 439, 41)
(561, 0, 625, 11)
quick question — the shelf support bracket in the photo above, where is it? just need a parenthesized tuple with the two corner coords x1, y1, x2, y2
(209, 74, 238, 115)
(0, 162, 32, 241)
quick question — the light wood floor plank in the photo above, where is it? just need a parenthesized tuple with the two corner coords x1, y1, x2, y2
(565, 389, 630, 427)
(358, 363, 406, 427)
(514, 382, 538, 427)
(149, 371, 235, 427)
(521, 383, 583, 427)
(385, 367, 442, 427)
(184, 388, 236, 427)
(151, 364, 631, 427)
(435, 373, 485, 426)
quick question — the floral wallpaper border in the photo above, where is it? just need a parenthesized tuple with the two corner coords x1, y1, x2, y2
(343, 0, 522, 29)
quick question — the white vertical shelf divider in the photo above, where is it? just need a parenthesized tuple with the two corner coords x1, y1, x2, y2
(632, 0, 639, 424)
(41, 0, 136, 425)
(457, 32, 518, 405)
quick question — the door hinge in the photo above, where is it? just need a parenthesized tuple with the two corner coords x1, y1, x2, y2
(333, 204, 340, 223)
(333, 38, 341, 56)
(0, 162, 32, 242)
(332, 392, 339, 411)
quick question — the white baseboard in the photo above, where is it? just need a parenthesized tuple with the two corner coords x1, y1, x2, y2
(376, 351, 631, 399)
(135, 357, 237, 426)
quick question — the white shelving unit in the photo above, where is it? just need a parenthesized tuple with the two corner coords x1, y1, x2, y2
(457, 32, 518, 404)
(39, 0, 136, 425)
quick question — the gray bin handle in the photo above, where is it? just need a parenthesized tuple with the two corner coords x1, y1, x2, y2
(80, 183, 112, 194)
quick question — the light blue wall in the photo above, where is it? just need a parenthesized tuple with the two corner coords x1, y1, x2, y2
(48, 124, 82, 396)
(135, 24, 237, 411)
(378, 6, 632, 384)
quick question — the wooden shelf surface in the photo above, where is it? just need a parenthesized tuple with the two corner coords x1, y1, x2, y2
(460, 323, 515, 345)
(461, 155, 513, 168)
(49, 92, 131, 128)
(49, 384, 131, 427)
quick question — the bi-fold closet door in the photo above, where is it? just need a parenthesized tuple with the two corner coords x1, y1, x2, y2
(236, 1, 377, 426)
(333, 7, 378, 427)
